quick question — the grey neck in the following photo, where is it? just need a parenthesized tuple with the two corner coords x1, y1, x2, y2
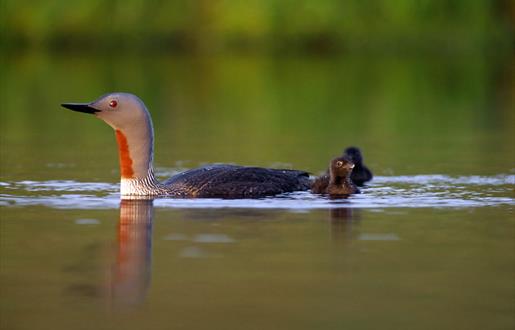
(121, 117, 155, 179)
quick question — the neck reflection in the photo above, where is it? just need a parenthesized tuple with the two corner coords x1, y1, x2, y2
(109, 199, 154, 308)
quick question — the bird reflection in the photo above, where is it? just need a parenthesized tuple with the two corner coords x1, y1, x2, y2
(329, 198, 360, 242)
(108, 199, 154, 308)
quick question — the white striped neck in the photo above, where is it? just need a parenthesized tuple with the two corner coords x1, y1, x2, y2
(120, 168, 168, 196)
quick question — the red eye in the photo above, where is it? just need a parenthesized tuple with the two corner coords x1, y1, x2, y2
(109, 100, 118, 108)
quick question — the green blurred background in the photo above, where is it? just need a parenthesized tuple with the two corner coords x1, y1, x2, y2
(1, 0, 514, 53)
(1, 0, 514, 180)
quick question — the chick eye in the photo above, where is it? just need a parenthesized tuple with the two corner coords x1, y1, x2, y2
(336, 161, 343, 167)
(109, 100, 118, 108)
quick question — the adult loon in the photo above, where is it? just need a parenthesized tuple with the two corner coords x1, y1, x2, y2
(62, 93, 310, 198)
(311, 156, 359, 196)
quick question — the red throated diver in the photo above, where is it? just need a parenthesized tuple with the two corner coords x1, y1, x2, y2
(61, 92, 311, 198)
(311, 156, 359, 196)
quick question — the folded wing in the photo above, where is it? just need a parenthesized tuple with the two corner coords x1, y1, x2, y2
(164, 165, 311, 198)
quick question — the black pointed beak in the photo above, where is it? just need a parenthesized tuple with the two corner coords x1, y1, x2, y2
(61, 103, 100, 114)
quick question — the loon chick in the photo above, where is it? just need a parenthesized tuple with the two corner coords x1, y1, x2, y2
(311, 156, 359, 196)
(61, 93, 310, 198)
(343, 147, 372, 186)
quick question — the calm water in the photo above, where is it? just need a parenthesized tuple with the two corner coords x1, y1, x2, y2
(1, 52, 514, 330)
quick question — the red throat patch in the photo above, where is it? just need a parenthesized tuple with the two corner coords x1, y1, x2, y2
(115, 130, 134, 178)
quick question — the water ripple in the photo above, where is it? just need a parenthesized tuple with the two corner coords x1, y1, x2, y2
(0, 175, 513, 210)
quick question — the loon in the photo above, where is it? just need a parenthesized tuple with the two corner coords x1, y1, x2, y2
(312, 156, 359, 196)
(343, 147, 373, 186)
(61, 93, 310, 198)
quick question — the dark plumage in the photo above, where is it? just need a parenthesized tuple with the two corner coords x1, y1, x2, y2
(311, 156, 359, 196)
(164, 165, 311, 198)
(343, 147, 372, 186)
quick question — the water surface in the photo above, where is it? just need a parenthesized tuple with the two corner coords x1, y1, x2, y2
(1, 52, 514, 330)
